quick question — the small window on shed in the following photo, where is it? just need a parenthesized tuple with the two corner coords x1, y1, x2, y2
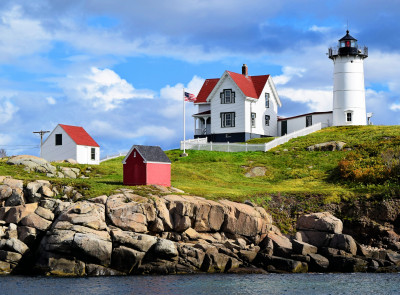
(55, 134, 62, 145)
(91, 148, 96, 160)
(306, 115, 312, 127)
(134, 151, 136, 157)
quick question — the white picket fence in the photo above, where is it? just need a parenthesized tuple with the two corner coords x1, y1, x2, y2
(100, 151, 128, 163)
(180, 122, 322, 153)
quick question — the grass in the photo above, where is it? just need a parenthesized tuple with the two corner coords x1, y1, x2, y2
(0, 125, 399, 204)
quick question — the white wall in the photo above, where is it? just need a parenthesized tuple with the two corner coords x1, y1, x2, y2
(278, 113, 333, 135)
(77, 145, 100, 165)
(42, 125, 77, 162)
(245, 80, 279, 137)
(332, 55, 366, 126)
(210, 75, 246, 134)
(197, 103, 211, 113)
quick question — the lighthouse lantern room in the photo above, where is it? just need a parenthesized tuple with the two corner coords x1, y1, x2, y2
(328, 30, 368, 126)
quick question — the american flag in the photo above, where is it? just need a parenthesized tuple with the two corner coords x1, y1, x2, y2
(184, 92, 197, 102)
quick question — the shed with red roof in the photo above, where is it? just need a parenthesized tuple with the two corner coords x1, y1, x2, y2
(122, 145, 171, 186)
(42, 124, 100, 164)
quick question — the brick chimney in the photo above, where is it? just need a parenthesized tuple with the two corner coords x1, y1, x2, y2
(242, 64, 248, 77)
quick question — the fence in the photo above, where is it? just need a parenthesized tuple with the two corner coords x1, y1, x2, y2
(180, 122, 322, 153)
(100, 151, 128, 163)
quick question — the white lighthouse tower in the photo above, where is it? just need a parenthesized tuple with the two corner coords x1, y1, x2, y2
(329, 30, 368, 126)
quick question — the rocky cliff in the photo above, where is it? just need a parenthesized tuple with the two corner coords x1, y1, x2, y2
(0, 176, 399, 276)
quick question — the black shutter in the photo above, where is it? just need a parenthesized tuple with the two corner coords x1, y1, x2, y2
(232, 92, 235, 103)
(220, 92, 224, 104)
(232, 113, 235, 127)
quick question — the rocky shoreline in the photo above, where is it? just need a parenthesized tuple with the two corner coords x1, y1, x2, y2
(0, 176, 399, 276)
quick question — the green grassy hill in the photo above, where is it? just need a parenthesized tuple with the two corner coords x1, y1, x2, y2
(1, 125, 399, 233)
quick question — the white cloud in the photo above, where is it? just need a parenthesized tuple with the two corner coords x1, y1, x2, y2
(160, 75, 204, 101)
(0, 6, 51, 62)
(309, 25, 331, 33)
(46, 96, 56, 105)
(58, 67, 154, 111)
(390, 103, 400, 111)
(278, 88, 332, 111)
(273, 66, 306, 86)
(0, 100, 18, 123)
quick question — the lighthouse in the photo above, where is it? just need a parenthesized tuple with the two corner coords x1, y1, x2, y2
(329, 30, 368, 126)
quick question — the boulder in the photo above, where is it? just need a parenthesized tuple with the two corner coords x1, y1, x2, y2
(5, 188, 25, 207)
(292, 239, 318, 255)
(262, 232, 292, 257)
(297, 212, 343, 234)
(111, 246, 145, 273)
(328, 255, 368, 272)
(306, 141, 346, 151)
(296, 231, 333, 248)
(329, 234, 357, 255)
(268, 256, 308, 273)
(57, 202, 107, 231)
(0, 238, 29, 254)
(4, 203, 38, 224)
(111, 230, 157, 252)
(72, 233, 112, 266)
(0, 250, 23, 264)
(308, 253, 329, 272)
(35, 206, 55, 221)
(20, 213, 52, 231)
(17, 226, 37, 245)
(153, 239, 178, 259)
(86, 264, 124, 276)
(106, 194, 151, 233)
(0, 185, 12, 201)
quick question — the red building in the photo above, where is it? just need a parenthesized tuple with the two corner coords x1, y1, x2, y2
(122, 145, 171, 186)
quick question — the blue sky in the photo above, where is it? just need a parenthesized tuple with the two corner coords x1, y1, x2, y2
(1, 0, 400, 157)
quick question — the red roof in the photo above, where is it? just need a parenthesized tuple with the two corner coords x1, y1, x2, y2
(196, 78, 219, 103)
(59, 124, 100, 147)
(278, 111, 333, 121)
(195, 72, 269, 103)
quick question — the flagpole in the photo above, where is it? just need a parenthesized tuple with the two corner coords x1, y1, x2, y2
(183, 88, 186, 154)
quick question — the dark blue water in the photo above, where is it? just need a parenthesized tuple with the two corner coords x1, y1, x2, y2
(0, 273, 399, 295)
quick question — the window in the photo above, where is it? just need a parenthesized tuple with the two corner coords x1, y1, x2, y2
(265, 93, 270, 108)
(346, 112, 352, 122)
(265, 115, 270, 126)
(220, 112, 235, 128)
(91, 148, 96, 160)
(55, 134, 62, 145)
(251, 112, 256, 128)
(134, 151, 136, 157)
(220, 89, 235, 104)
(306, 115, 312, 127)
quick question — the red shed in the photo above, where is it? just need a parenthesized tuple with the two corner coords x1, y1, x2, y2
(122, 145, 171, 186)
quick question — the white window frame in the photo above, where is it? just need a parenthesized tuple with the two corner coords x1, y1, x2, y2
(220, 89, 235, 104)
(265, 115, 270, 126)
(306, 115, 312, 127)
(265, 93, 270, 108)
(251, 112, 256, 128)
(220, 112, 235, 128)
(346, 112, 352, 122)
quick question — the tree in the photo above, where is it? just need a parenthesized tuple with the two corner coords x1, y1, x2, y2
(0, 148, 7, 158)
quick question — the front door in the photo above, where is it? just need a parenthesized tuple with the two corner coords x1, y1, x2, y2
(281, 120, 287, 136)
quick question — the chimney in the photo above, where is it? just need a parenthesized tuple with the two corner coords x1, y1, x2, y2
(242, 64, 248, 77)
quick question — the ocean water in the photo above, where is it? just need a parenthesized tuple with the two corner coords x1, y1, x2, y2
(0, 273, 399, 295)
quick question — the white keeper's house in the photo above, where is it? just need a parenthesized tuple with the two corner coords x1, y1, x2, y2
(42, 124, 100, 165)
(193, 30, 368, 142)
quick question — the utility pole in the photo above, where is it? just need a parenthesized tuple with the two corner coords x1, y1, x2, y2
(33, 130, 50, 158)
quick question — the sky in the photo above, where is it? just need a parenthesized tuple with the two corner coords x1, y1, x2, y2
(0, 0, 400, 157)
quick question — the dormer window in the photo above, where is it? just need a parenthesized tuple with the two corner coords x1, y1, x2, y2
(220, 89, 235, 104)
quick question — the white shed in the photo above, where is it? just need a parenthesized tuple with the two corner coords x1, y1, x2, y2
(42, 124, 100, 165)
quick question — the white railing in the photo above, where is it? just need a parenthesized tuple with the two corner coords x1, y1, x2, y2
(100, 151, 128, 163)
(180, 122, 322, 153)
